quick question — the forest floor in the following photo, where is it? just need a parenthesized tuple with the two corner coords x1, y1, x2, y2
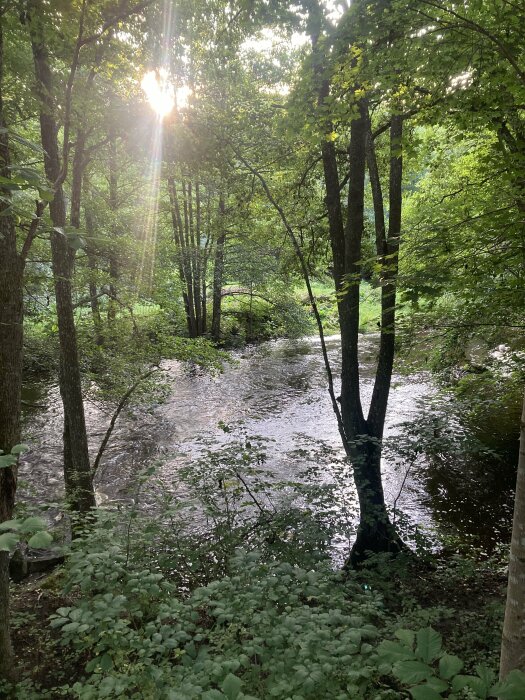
(9, 544, 507, 696)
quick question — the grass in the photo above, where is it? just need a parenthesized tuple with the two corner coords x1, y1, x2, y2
(296, 278, 382, 334)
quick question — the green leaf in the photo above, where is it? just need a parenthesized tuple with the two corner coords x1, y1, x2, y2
(439, 653, 463, 679)
(415, 627, 442, 663)
(394, 660, 434, 684)
(99, 654, 113, 672)
(27, 531, 53, 549)
(221, 673, 242, 700)
(395, 628, 415, 650)
(0, 519, 21, 532)
(0, 454, 17, 468)
(20, 516, 46, 533)
(38, 187, 54, 202)
(475, 665, 495, 687)
(11, 444, 29, 455)
(426, 677, 449, 693)
(9, 132, 45, 153)
(409, 684, 443, 700)
(451, 674, 489, 698)
(0, 532, 19, 552)
(67, 233, 85, 251)
(378, 639, 416, 663)
(494, 670, 525, 700)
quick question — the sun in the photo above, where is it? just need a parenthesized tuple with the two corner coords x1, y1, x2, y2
(141, 69, 175, 118)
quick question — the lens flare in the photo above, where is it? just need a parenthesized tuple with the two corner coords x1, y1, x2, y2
(141, 68, 175, 118)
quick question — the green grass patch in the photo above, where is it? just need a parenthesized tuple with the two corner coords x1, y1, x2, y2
(295, 278, 381, 334)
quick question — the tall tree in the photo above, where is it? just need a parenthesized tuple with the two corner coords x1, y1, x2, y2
(500, 389, 525, 679)
(301, 0, 410, 563)
(0, 13, 23, 681)
(0, 7, 45, 680)
(27, 0, 96, 513)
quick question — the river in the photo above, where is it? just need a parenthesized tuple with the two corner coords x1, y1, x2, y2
(19, 333, 513, 551)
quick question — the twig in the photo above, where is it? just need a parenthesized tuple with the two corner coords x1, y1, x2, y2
(392, 460, 414, 527)
(230, 145, 351, 455)
(234, 471, 266, 514)
(91, 367, 160, 478)
(20, 200, 46, 261)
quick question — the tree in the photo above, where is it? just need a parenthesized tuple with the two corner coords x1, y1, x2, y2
(500, 389, 525, 679)
(0, 6, 46, 680)
(27, 0, 96, 514)
(0, 13, 25, 680)
(286, 0, 412, 563)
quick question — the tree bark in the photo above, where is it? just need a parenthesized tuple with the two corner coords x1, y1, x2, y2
(367, 115, 403, 439)
(314, 26, 405, 562)
(0, 15, 22, 681)
(500, 391, 525, 679)
(167, 175, 197, 336)
(212, 193, 227, 341)
(108, 125, 119, 324)
(192, 181, 203, 334)
(29, 0, 95, 514)
(84, 200, 104, 346)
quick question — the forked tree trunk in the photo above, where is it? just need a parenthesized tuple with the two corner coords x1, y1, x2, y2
(314, 14, 405, 564)
(500, 388, 525, 679)
(29, 1, 96, 514)
(347, 113, 405, 565)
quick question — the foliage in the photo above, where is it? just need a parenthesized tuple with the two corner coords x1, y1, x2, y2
(7, 519, 518, 700)
(377, 628, 525, 700)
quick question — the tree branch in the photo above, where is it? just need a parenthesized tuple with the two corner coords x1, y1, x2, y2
(20, 200, 46, 261)
(230, 144, 350, 454)
(91, 367, 160, 478)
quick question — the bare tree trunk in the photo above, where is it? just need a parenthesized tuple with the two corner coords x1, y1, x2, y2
(84, 201, 104, 346)
(108, 126, 119, 324)
(193, 181, 203, 334)
(212, 193, 227, 341)
(0, 17, 22, 680)
(500, 388, 525, 679)
(29, 1, 95, 514)
(167, 175, 196, 335)
(367, 115, 403, 438)
(181, 180, 197, 336)
(201, 188, 213, 335)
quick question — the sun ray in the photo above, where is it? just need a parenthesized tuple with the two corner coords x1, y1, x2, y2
(137, 0, 175, 293)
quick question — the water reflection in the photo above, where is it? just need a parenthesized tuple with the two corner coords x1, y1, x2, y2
(19, 334, 514, 548)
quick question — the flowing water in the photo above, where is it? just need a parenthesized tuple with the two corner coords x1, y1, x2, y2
(19, 333, 514, 549)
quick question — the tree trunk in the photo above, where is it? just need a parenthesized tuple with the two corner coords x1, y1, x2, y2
(29, 1, 96, 514)
(0, 16, 22, 681)
(167, 175, 197, 336)
(84, 203, 104, 346)
(367, 115, 403, 439)
(500, 388, 525, 679)
(192, 181, 203, 334)
(317, 75, 405, 563)
(108, 126, 119, 325)
(211, 194, 227, 341)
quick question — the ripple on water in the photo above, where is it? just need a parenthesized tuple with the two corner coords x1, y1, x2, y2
(19, 335, 455, 545)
